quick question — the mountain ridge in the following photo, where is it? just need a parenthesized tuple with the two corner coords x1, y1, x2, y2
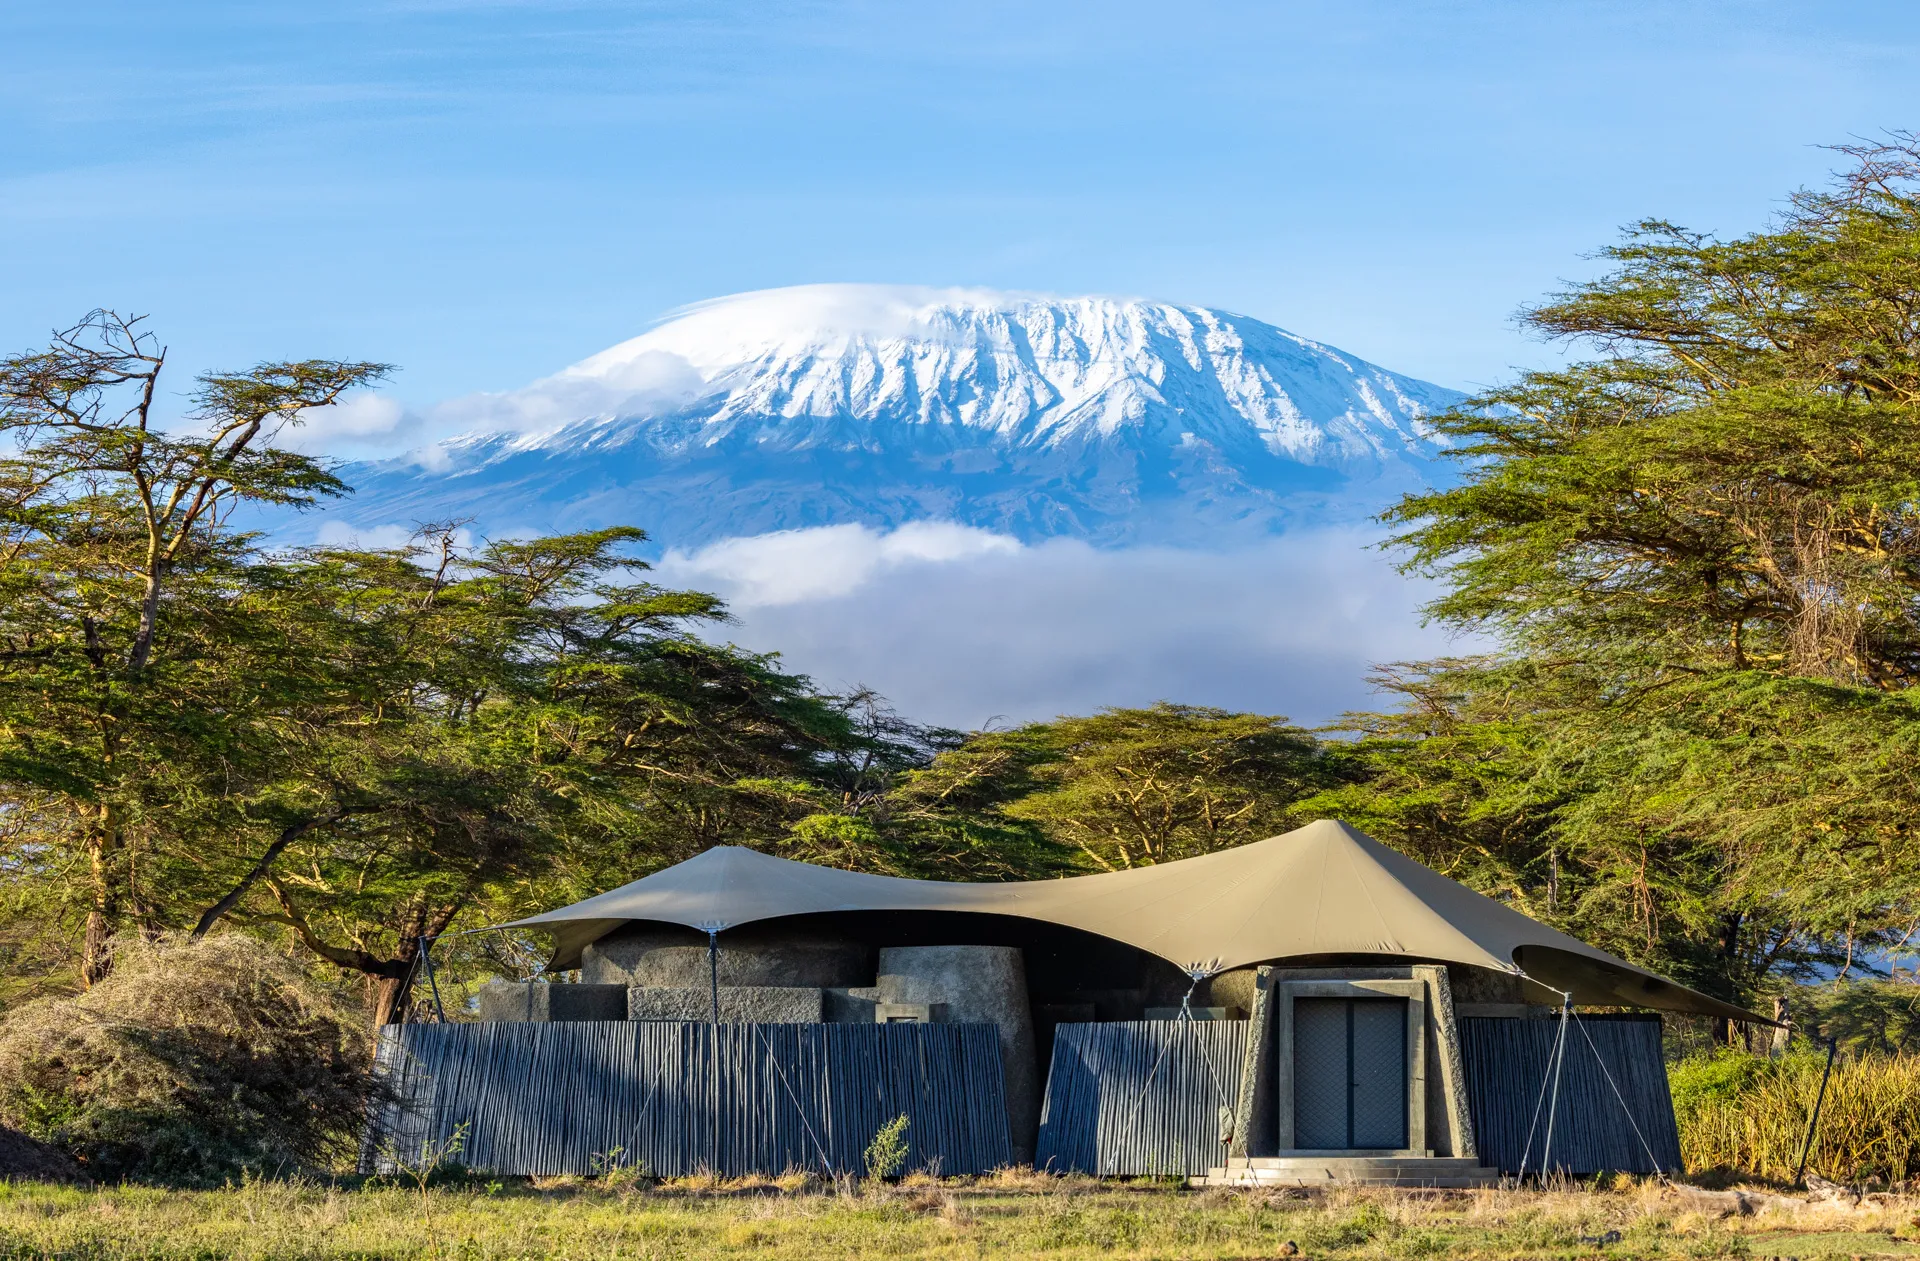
(333, 285, 1467, 547)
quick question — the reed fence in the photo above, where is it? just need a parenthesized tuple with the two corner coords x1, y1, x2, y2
(1459, 1014, 1681, 1176)
(366, 1020, 1012, 1178)
(1035, 1020, 1248, 1177)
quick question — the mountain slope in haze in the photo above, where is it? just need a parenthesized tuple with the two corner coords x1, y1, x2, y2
(336, 285, 1467, 546)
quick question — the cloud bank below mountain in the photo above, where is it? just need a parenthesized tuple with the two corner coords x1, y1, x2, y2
(653, 520, 1461, 729)
(291, 287, 1474, 726)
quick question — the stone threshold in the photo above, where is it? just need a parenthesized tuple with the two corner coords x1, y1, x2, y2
(1192, 1155, 1500, 1188)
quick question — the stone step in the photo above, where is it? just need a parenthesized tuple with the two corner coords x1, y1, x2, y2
(1194, 1156, 1501, 1188)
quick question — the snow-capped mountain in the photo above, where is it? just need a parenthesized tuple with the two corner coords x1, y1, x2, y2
(338, 285, 1466, 546)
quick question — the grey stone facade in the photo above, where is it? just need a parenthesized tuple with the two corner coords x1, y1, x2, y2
(627, 985, 825, 1023)
(876, 945, 1038, 1164)
(581, 925, 870, 989)
(476, 981, 628, 1023)
(1229, 964, 1475, 1162)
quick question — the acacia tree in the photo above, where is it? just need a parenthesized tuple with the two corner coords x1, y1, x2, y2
(1389, 138, 1920, 685)
(0, 311, 385, 984)
(234, 526, 856, 1026)
(0, 316, 868, 1019)
(872, 703, 1343, 873)
(1357, 138, 1920, 1015)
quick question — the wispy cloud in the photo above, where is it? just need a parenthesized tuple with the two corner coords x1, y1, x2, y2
(285, 391, 423, 455)
(282, 348, 707, 466)
(657, 521, 1464, 729)
(658, 521, 1020, 605)
(427, 349, 705, 437)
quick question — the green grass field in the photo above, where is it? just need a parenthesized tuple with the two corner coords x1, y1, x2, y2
(4, 1174, 1920, 1260)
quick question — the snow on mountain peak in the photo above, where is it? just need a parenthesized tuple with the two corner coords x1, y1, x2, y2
(503, 284, 1453, 462)
(348, 285, 1467, 547)
(574, 284, 1060, 374)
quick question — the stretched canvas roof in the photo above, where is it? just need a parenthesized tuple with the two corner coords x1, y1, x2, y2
(504, 818, 1768, 1023)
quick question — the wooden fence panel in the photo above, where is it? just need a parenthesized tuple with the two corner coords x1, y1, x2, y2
(1459, 1014, 1682, 1176)
(1034, 1021, 1248, 1176)
(366, 1021, 1013, 1177)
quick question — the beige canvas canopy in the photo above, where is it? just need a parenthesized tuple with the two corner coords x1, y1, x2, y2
(503, 818, 1769, 1024)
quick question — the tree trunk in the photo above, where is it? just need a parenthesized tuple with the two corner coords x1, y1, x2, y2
(267, 880, 457, 1030)
(370, 966, 416, 1030)
(81, 809, 121, 987)
(1719, 910, 1745, 1047)
(81, 906, 114, 989)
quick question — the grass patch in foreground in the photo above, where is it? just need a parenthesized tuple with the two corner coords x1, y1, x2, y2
(3, 1174, 1920, 1259)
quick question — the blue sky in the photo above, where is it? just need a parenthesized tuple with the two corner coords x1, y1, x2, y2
(5, 1, 1916, 407)
(6, 1, 1918, 725)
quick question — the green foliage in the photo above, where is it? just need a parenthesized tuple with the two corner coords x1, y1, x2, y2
(1668, 1049, 1773, 1131)
(1674, 1047, 1920, 1184)
(1388, 140, 1920, 684)
(245, 525, 853, 1024)
(1342, 139, 1920, 1009)
(1303, 660, 1920, 1000)
(889, 703, 1345, 871)
(0, 313, 903, 1018)
(0, 311, 388, 986)
(862, 1114, 910, 1181)
(1784, 979, 1920, 1057)
(0, 934, 374, 1184)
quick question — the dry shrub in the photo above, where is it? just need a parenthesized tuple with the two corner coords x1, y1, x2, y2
(0, 933, 374, 1184)
(903, 1185, 951, 1214)
(1676, 1049, 1920, 1183)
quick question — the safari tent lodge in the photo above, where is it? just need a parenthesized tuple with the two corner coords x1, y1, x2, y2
(370, 819, 1765, 1185)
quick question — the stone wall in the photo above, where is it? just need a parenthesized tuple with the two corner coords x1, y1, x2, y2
(582, 925, 871, 990)
(476, 982, 627, 1023)
(877, 945, 1037, 1164)
(627, 985, 825, 1023)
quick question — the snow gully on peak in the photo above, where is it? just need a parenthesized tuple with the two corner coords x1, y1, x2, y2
(340, 285, 1469, 548)
(535, 284, 1461, 457)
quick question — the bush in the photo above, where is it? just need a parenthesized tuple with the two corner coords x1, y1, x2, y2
(0, 934, 375, 1184)
(864, 1114, 910, 1181)
(1675, 1047, 1920, 1184)
(1668, 1048, 1771, 1129)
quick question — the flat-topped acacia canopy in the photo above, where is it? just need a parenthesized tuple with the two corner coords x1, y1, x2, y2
(502, 818, 1770, 1024)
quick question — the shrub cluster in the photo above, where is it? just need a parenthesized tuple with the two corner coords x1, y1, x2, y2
(0, 934, 375, 1184)
(1673, 1047, 1920, 1184)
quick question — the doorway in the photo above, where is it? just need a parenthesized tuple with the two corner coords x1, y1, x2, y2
(1292, 996, 1409, 1150)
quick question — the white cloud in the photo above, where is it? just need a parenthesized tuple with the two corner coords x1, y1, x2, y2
(657, 521, 1021, 606)
(277, 349, 707, 463)
(661, 521, 1468, 728)
(311, 520, 475, 551)
(428, 349, 706, 437)
(283, 390, 421, 455)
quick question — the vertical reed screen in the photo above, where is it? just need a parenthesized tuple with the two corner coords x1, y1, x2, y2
(1035, 1020, 1248, 1176)
(1459, 1014, 1681, 1175)
(367, 1021, 1013, 1177)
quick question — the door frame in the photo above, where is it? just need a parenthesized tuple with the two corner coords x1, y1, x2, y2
(1275, 978, 1429, 1157)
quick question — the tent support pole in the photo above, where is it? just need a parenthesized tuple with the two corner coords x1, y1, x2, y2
(418, 935, 447, 1023)
(1794, 1036, 1838, 1186)
(706, 928, 720, 1026)
(703, 925, 722, 1171)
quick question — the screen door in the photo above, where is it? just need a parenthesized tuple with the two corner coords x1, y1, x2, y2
(1291, 996, 1409, 1150)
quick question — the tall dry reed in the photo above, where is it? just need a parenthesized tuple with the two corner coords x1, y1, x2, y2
(1676, 1050, 1920, 1183)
